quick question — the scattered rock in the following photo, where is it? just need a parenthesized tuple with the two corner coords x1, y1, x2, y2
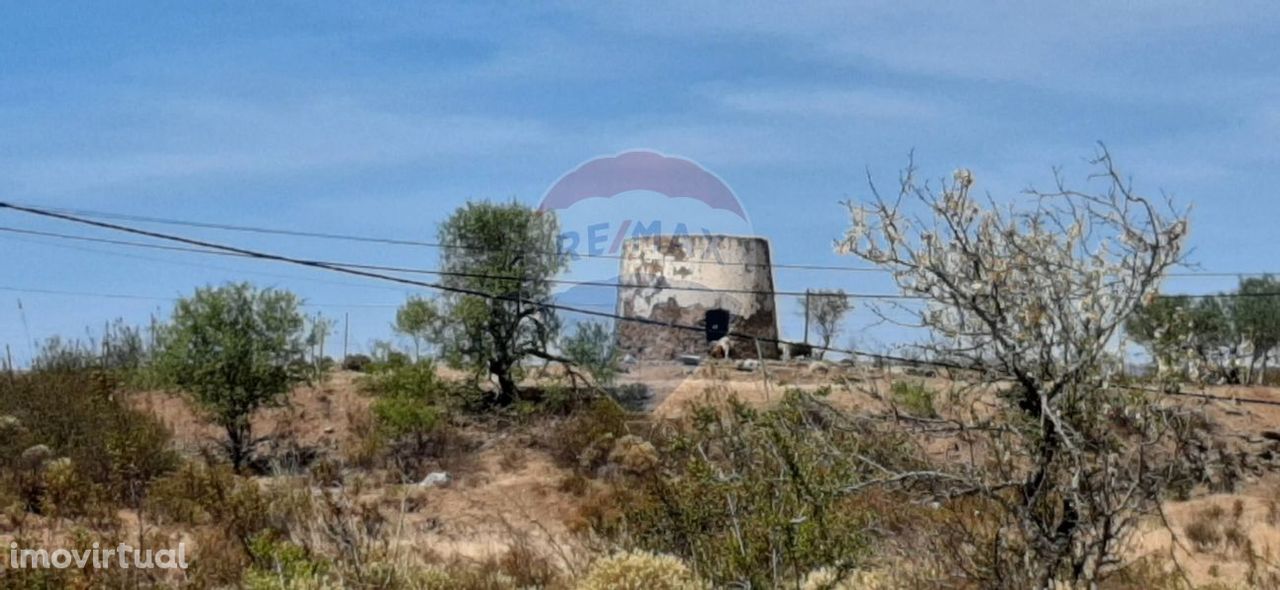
(1261, 431, 1280, 442)
(677, 354, 702, 367)
(736, 359, 760, 372)
(808, 361, 831, 374)
(21, 444, 53, 467)
(419, 471, 451, 488)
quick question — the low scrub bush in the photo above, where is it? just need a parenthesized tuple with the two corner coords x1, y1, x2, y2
(575, 551, 702, 590)
(0, 370, 177, 515)
(546, 397, 629, 473)
(342, 354, 373, 372)
(359, 359, 446, 400)
(889, 380, 937, 418)
(372, 396, 444, 448)
(590, 390, 923, 588)
(358, 360, 466, 479)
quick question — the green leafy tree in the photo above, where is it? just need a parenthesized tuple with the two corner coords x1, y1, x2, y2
(157, 283, 308, 470)
(1234, 276, 1280, 383)
(394, 295, 441, 361)
(1126, 297, 1194, 375)
(562, 321, 619, 386)
(1188, 296, 1244, 382)
(433, 201, 568, 403)
(801, 289, 853, 359)
(305, 313, 336, 378)
(1129, 292, 1250, 383)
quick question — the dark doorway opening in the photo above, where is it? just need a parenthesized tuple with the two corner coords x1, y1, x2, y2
(704, 308, 731, 342)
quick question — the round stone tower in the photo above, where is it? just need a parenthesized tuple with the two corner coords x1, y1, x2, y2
(615, 234, 780, 360)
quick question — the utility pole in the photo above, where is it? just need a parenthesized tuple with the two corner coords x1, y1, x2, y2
(318, 313, 326, 361)
(803, 289, 811, 344)
(342, 312, 349, 360)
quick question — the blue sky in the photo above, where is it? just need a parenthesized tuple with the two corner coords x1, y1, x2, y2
(2, 2, 1279, 362)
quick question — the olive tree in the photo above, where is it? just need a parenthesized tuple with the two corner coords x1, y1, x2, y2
(836, 149, 1189, 587)
(157, 283, 308, 471)
(433, 201, 568, 403)
(394, 295, 441, 361)
(1234, 275, 1280, 384)
(801, 289, 853, 359)
(1127, 294, 1243, 383)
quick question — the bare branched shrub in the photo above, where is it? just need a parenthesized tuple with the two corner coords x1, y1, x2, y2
(836, 148, 1190, 587)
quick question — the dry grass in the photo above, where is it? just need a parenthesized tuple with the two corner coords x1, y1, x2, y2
(13, 367, 1280, 588)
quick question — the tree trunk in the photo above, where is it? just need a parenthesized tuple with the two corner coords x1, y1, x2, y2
(225, 420, 252, 472)
(491, 358, 519, 404)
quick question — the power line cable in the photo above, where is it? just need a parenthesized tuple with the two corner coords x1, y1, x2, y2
(4, 204, 1278, 409)
(0, 231, 414, 294)
(0, 285, 405, 309)
(4, 225, 1276, 302)
(0, 201, 953, 367)
(0, 225, 906, 299)
(0, 225, 910, 299)
(11, 203, 1270, 279)
(7, 203, 887, 273)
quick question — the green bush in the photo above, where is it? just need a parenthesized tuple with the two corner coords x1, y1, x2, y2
(342, 354, 373, 372)
(372, 396, 444, 450)
(243, 535, 330, 590)
(562, 321, 620, 386)
(359, 360, 459, 478)
(0, 370, 177, 512)
(890, 380, 937, 418)
(594, 390, 922, 588)
(360, 359, 446, 400)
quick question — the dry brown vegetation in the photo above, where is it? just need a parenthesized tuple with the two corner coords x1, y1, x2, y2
(5, 360, 1280, 588)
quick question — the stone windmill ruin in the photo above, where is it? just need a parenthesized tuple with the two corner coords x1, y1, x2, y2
(614, 234, 781, 360)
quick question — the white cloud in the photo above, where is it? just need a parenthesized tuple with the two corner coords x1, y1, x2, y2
(711, 86, 946, 120)
(4, 96, 558, 195)
(576, 1, 1280, 101)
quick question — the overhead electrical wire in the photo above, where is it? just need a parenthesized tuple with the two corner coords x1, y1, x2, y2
(8, 202, 1271, 280)
(0, 225, 918, 300)
(0, 285, 404, 309)
(0, 201, 955, 366)
(10, 203, 884, 273)
(0, 224, 1273, 302)
(1, 202, 1276, 408)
